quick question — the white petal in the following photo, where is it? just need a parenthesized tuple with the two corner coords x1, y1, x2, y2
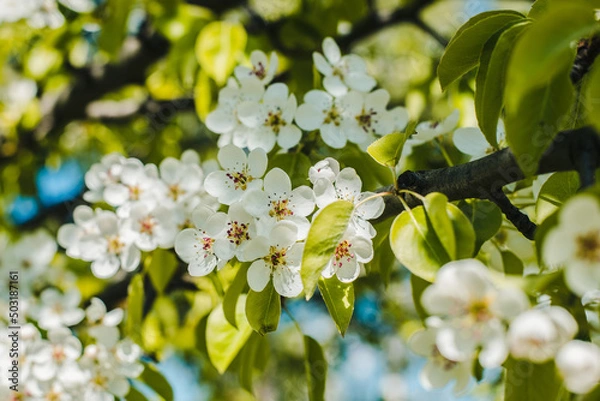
(313, 52, 333, 76)
(269, 221, 298, 248)
(217, 144, 247, 171)
(277, 124, 302, 149)
(336, 259, 360, 283)
(320, 123, 347, 148)
(247, 148, 268, 177)
(322, 37, 341, 65)
(103, 184, 129, 206)
(273, 266, 303, 297)
(206, 108, 235, 134)
(264, 168, 292, 197)
(453, 127, 489, 157)
(248, 260, 271, 292)
(189, 254, 217, 276)
(345, 72, 376, 93)
(295, 103, 323, 131)
(91, 257, 120, 279)
(247, 128, 276, 152)
(323, 75, 348, 97)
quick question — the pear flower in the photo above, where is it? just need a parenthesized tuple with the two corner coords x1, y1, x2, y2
(85, 298, 124, 348)
(313, 167, 384, 238)
(409, 317, 473, 395)
(58, 205, 100, 259)
(204, 144, 268, 205)
(308, 157, 340, 185)
(83, 153, 126, 203)
(542, 195, 600, 296)
(321, 227, 374, 283)
(158, 151, 205, 206)
(245, 221, 304, 298)
(312, 37, 376, 97)
(453, 121, 505, 161)
(244, 168, 315, 239)
(421, 259, 529, 368)
(339, 89, 396, 146)
(175, 205, 235, 276)
(507, 306, 577, 363)
(29, 327, 82, 382)
(33, 288, 85, 330)
(556, 340, 600, 395)
(123, 202, 178, 252)
(235, 50, 278, 85)
(402, 110, 460, 158)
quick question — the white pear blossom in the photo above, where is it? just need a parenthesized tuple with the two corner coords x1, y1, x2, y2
(83, 153, 126, 203)
(76, 209, 140, 278)
(2, 230, 56, 281)
(244, 168, 315, 239)
(175, 205, 235, 276)
(507, 306, 577, 363)
(158, 153, 204, 206)
(542, 195, 600, 296)
(340, 89, 396, 146)
(32, 288, 85, 330)
(421, 259, 529, 368)
(321, 227, 374, 283)
(86, 298, 124, 348)
(556, 340, 600, 395)
(79, 344, 133, 401)
(123, 203, 177, 252)
(402, 110, 460, 158)
(245, 221, 304, 297)
(58, 205, 100, 259)
(204, 144, 267, 205)
(409, 317, 472, 395)
(235, 50, 278, 85)
(225, 202, 259, 261)
(308, 157, 340, 185)
(0, 0, 42, 23)
(453, 121, 505, 161)
(29, 327, 82, 382)
(244, 83, 302, 151)
(312, 37, 376, 97)
(205, 77, 264, 148)
(295, 89, 357, 148)
(313, 167, 384, 238)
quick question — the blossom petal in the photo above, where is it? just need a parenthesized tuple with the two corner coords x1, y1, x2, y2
(453, 127, 489, 157)
(273, 266, 303, 297)
(247, 260, 271, 292)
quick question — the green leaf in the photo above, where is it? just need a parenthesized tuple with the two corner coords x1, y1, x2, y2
(194, 69, 213, 122)
(366, 132, 408, 168)
(457, 199, 503, 253)
(206, 295, 253, 374)
(438, 10, 524, 90)
(139, 362, 174, 401)
(534, 210, 559, 268)
(584, 63, 600, 131)
(318, 276, 354, 336)
(366, 219, 395, 287)
(126, 274, 144, 344)
(502, 250, 525, 276)
(423, 193, 457, 260)
(196, 21, 247, 85)
(268, 152, 312, 188)
(125, 386, 149, 401)
(410, 274, 431, 321)
(390, 198, 475, 282)
(245, 281, 281, 335)
(239, 332, 262, 393)
(504, 359, 563, 401)
(504, 64, 574, 177)
(535, 172, 580, 224)
(476, 21, 531, 147)
(304, 335, 327, 401)
(145, 249, 178, 295)
(302, 200, 354, 300)
(223, 262, 250, 328)
(98, 0, 135, 58)
(506, 2, 597, 111)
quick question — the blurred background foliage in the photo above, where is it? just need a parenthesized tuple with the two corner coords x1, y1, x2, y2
(0, 0, 534, 400)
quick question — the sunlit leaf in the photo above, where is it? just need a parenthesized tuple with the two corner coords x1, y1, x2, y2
(145, 249, 178, 295)
(140, 362, 174, 401)
(367, 132, 408, 168)
(196, 21, 247, 85)
(223, 262, 250, 328)
(304, 335, 327, 401)
(245, 281, 281, 335)
(126, 274, 145, 344)
(318, 276, 354, 336)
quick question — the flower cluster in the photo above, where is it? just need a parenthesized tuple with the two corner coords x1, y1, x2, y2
(58, 151, 215, 278)
(174, 148, 383, 297)
(0, 299, 143, 400)
(0, 0, 96, 28)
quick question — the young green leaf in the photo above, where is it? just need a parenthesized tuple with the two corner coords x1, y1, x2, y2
(506, 2, 598, 111)
(239, 332, 262, 393)
(423, 193, 456, 260)
(457, 199, 503, 253)
(301, 200, 354, 300)
(304, 335, 327, 401)
(140, 362, 174, 401)
(535, 172, 580, 224)
(584, 63, 600, 132)
(318, 276, 354, 336)
(245, 281, 281, 335)
(410, 274, 431, 321)
(438, 10, 524, 90)
(145, 249, 178, 295)
(125, 386, 149, 401)
(502, 250, 525, 276)
(504, 359, 563, 401)
(126, 274, 144, 344)
(366, 132, 408, 168)
(223, 262, 250, 328)
(475, 21, 531, 147)
(206, 296, 253, 374)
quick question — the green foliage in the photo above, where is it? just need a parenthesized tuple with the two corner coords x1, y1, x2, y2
(301, 200, 354, 299)
(410, 274, 431, 321)
(223, 262, 250, 328)
(140, 362, 174, 401)
(125, 386, 149, 401)
(195, 21, 247, 86)
(457, 199, 503, 253)
(390, 193, 475, 282)
(245, 282, 281, 335)
(206, 296, 253, 374)
(304, 335, 327, 401)
(367, 132, 408, 168)
(536, 172, 580, 224)
(502, 250, 525, 276)
(238, 332, 266, 393)
(269, 152, 312, 188)
(145, 248, 178, 294)
(504, 359, 564, 401)
(126, 274, 145, 344)
(317, 276, 354, 336)
(438, 10, 524, 90)
(584, 62, 600, 131)
(98, 0, 135, 57)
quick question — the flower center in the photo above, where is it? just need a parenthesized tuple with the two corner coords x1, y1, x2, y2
(226, 171, 251, 190)
(468, 299, 492, 322)
(139, 216, 156, 235)
(199, 236, 214, 255)
(576, 230, 600, 263)
(129, 185, 141, 200)
(269, 199, 293, 220)
(107, 235, 124, 254)
(265, 246, 287, 268)
(227, 221, 250, 245)
(324, 107, 342, 126)
(265, 109, 286, 133)
(333, 240, 354, 267)
(92, 373, 108, 388)
(169, 184, 186, 201)
(252, 62, 266, 79)
(431, 345, 458, 371)
(356, 109, 377, 133)
(52, 345, 66, 363)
